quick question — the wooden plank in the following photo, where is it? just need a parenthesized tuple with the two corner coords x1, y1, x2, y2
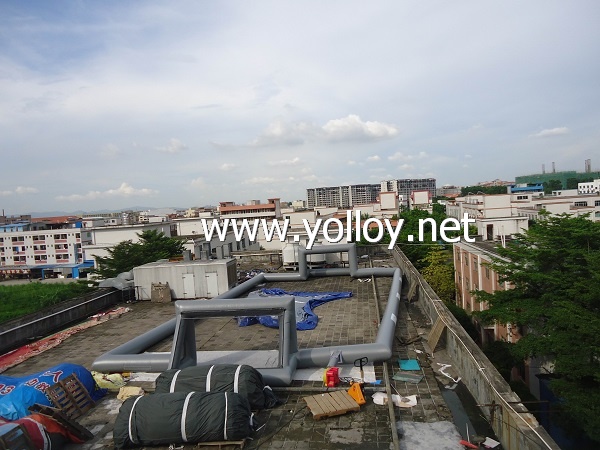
(46, 374, 95, 419)
(28, 404, 94, 442)
(333, 391, 360, 410)
(303, 391, 360, 420)
(427, 317, 446, 352)
(196, 440, 245, 449)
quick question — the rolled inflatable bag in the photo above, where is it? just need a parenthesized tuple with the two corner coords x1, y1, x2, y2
(154, 364, 279, 409)
(113, 391, 253, 449)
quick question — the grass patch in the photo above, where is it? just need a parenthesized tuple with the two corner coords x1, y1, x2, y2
(0, 282, 95, 324)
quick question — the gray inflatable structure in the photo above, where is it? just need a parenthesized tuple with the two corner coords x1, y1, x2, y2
(92, 244, 402, 386)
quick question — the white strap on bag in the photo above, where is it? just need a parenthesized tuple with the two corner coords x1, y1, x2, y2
(223, 392, 229, 441)
(206, 365, 215, 392)
(170, 369, 182, 393)
(128, 396, 143, 445)
(233, 365, 242, 394)
(181, 392, 194, 442)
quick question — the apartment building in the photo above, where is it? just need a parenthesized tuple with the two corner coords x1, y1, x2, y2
(578, 178, 600, 194)
(453, 240, 518, 344)
(380, 178, 437, 200)
(449, 190, 600, 236)
(306, 184, 380, 208)
(218, 198, 282, 220)
(0, 217, 91, 278)
(447, 193, 530, 240)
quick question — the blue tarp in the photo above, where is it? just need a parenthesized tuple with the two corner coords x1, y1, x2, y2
(238, 288, 352, 330)
(0, 363, 106, 420)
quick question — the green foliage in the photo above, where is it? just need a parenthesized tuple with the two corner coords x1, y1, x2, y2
(460, 185, 507, 196)
(93, 229, 185, 279)
(473, 214, 600, 441)
(0, 282, 94, 324)
(566, 177, 594, 190)
(396, 208, 451, 269)
(543, 179, 562, 194)
(445, 301, 480, 343)
(483, 340, 520, 381)
(420, 247, 455, 303)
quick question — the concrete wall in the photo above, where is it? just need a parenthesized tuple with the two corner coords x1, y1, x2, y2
(392, 247, 560, 450)
(231, 250, 282, 266)
(0, 288, 122, 355)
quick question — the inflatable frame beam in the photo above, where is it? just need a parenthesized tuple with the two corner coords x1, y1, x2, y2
(92, 244, 402, 386)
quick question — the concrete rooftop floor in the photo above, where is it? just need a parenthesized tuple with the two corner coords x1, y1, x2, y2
(2, 256, 497, 449)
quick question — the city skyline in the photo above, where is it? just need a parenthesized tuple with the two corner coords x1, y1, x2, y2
(2, 1, 599, 215)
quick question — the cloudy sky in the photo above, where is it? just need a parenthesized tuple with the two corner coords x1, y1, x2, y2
(1, 1, 599, 214)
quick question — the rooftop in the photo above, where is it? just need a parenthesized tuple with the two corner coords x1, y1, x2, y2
(2, 255, 499, 449)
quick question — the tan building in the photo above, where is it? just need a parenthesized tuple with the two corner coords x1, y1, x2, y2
(453, 239, 520, 345)
(218, 198, 282, 220)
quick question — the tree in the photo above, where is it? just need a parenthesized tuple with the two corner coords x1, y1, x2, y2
(543, 179, 562, 194)
(460, 185, 507, 196)
(474, 214, 600, 441)
(93, 230, 186, 279)
(420, 247, 455, 303)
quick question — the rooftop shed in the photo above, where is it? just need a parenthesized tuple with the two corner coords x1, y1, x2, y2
(133, 258, 237, 300)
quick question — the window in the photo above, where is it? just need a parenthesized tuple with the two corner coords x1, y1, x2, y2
(464, 256, 468, 266)
(595, 200, 600, 207)
(485, 266, 490, 279)
(473, 257, 478, 271)
(516, 195, 528, 200)
(574, 201, 588, 207)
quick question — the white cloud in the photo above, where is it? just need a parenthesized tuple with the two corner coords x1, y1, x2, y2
(190, 177, 206, 187)
(322, 115, 398, 141)
(252, 120, 313, 147)
(398, 164, 414, 171)
(15, 186, 39, 194)
(347, 160, 357, 165)
(467, 124, 484, 132)
(251, 115, 398, 147)
(367, 155, 381, 162)
(267, 157, 300, 166)
(530, 127, 569, 138)
(56, 182, 156, 201)
(388, 151, 427, 161)
(0, 190, 13, 197)
(220, 163, 237, 171)
(157, 138, 188, 153)
(464, 154, 472, 159)
(100, 143, 121, 158)
(243, 177, 277, 185)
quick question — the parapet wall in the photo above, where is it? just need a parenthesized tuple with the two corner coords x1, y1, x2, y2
(392, 247, 560, 450)
(0, 288, 122, 355)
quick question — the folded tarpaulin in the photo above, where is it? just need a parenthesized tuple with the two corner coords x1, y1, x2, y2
(237, 288, 352, 331)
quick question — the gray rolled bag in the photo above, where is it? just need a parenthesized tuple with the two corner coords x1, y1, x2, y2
(113, 391, 254, 449)
(154, 364, 280, 409)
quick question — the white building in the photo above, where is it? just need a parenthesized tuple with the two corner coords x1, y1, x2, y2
(0, 218, 90, 278)
(578, 178, 600, 194)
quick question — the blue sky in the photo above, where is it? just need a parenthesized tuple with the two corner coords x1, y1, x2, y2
(1, 1, 599, 214)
